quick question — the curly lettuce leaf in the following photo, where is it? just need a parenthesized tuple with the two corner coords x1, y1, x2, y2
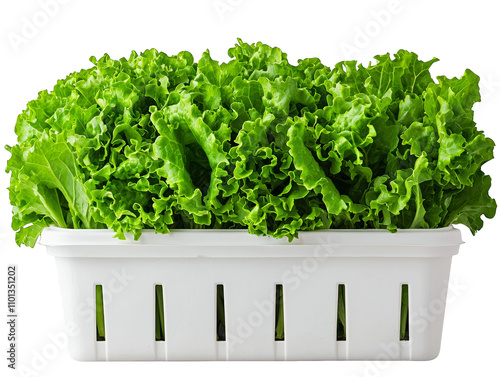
(5, 42, 496, 246)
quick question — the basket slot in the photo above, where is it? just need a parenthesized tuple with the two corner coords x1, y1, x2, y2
(96, 285, 106, 341)
(400, 284, 409, 341)
(102, 277, 156, 360)
(337, 284, 346, 341)
(155, 285, 165, 341)
(282, 274, 337, 360)
(275, 284, 284, 341)
(216, 284, 226, 341)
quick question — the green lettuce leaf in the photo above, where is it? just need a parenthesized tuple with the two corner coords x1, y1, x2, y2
(5, 41, 496, 247)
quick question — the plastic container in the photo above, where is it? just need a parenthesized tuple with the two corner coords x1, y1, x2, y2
(39, 226, 462, 361)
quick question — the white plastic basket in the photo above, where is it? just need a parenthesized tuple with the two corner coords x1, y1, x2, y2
(40, 226, 462, 361)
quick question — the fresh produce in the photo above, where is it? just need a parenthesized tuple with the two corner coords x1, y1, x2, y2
(6, 40, 496, 247)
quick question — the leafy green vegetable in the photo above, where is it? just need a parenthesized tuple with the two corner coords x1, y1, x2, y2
(5, 40, 496, 246)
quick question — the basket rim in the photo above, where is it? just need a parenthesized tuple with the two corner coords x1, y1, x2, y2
(39, 226, 463, 258)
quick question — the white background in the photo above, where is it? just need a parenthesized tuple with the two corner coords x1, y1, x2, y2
(0, 0, 499, 376)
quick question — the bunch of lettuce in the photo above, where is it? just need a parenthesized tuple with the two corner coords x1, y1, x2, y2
(6, 40, 497, 247)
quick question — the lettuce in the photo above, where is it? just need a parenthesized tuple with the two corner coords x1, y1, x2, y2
(6, 40, 496, 247)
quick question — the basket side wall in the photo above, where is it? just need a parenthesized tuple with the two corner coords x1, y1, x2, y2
(53, 247, 454, 361)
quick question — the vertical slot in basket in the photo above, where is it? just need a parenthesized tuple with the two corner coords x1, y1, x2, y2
(400, 284, 409, 341)
(337, 284, 346, 341)
(275, 284, 284, 341)
(96, 284, 105, 342)
(216, 284, 226, 341)
(155, 285, 165, 341)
